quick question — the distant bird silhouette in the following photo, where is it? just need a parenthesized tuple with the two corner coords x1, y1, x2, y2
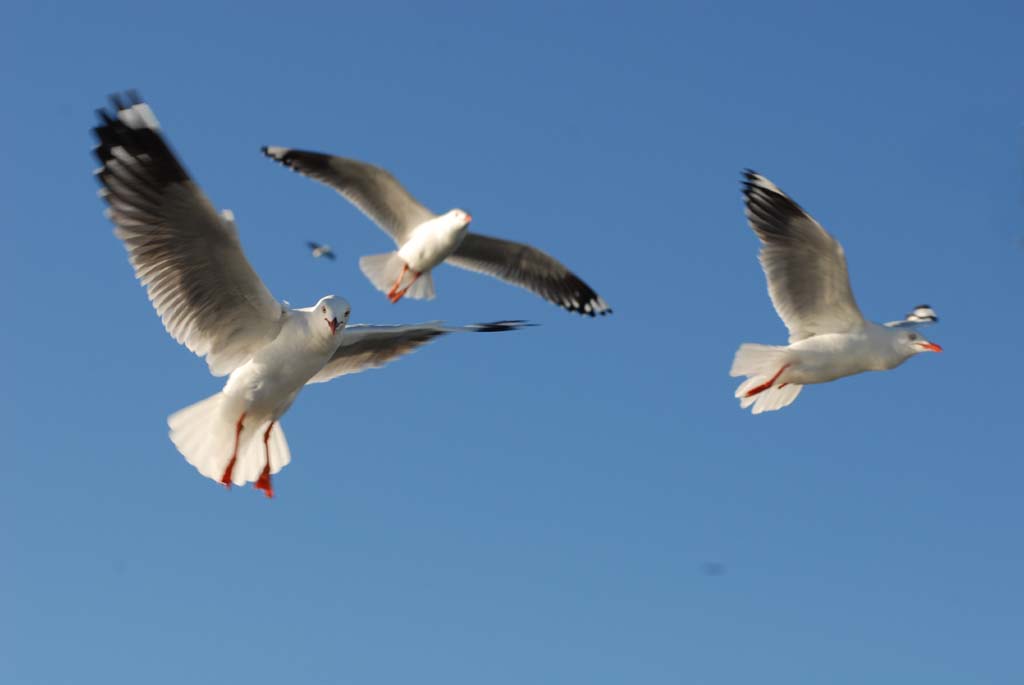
(307, 242, 336, 260)
(701, 561, 727, 577)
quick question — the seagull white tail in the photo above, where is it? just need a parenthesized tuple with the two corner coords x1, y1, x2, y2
(168, 392, 292, 488)
(359, 252, 436, 300)
(404, 271, 435, 300)
(730, 343, 803, 414)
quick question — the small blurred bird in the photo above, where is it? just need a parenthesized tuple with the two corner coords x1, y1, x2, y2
(701, 561, 727, 577)
(307, 241, 336, 260)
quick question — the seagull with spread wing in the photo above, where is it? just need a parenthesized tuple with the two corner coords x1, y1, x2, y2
(731, 171, 942, 414)
(261, 146, 611, 316)
(94, 92, 528, 496)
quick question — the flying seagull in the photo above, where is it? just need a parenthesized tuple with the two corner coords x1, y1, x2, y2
(262, 146, 611, 316)
(94, 92, 529, 496)
(731, 171, 942, 414)
(307, 241, 336, 260)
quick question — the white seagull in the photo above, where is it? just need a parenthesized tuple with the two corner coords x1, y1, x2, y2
(94, 92, 529, 496)
(261, 146, 612, 316)
(731, 171, 942, 414)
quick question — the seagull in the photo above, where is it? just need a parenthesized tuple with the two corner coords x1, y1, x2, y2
(261, 146, 612, 316)
(307, 241, 336, 260)
(93, 92, 529, 496)
(731, 171, 942, 414)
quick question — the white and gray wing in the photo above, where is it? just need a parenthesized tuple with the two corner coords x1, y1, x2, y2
(742, 171, 865, 342)
(94, 92, 285, 376)
(446, 233, 611, 317)
(307, 320, 530, 384)
(884, 305, 939, 328)
(262, 146, 435, 244)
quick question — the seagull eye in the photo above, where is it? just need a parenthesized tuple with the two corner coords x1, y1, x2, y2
(322, 307, 326, 314)
(908, 333, 918, 341)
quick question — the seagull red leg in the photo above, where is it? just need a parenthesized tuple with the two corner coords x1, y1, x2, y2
(386, 264, 409, 301)
(389, 271, 421, 303)
(744, 364, 791, 398)
(254, 421, 275, 499)
(220, 413, 246, 489)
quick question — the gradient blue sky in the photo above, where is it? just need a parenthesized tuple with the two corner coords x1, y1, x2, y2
(4, 1, 1023, 683)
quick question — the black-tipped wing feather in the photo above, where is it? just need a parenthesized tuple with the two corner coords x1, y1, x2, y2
(263, 147, 434, 242)
(884, 305, 938, 328)
(94, 93, 284, 375)
(742, 171, 864, 341)
(308, 321, 531, 384)
(446, 233, 611, 316)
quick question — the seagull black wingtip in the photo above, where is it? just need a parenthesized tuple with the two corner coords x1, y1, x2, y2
(469, 320, 538, 332)
(96, 89, 145, 124)
(262, 146, 289, 161)
(262, 146, 301, 172)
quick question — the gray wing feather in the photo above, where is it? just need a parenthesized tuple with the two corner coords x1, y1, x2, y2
(94, 93, 284, 376)
(742, 171, 865, 342)
(446, 233, 611, 317)
(262, 147, 435, 243)
(308, 321, 530, 384)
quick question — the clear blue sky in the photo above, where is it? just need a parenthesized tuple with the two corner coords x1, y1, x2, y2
(4, 1, 1023, 683)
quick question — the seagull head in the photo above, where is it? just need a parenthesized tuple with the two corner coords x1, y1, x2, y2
(446, 208, 473, 229)
(896, 329, 943, 356)
(315, 295, 351, 337)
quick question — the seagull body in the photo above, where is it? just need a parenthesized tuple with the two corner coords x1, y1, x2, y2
(170, 295, 349, 495)
(94, 92, 527, 495)
(392, 212, 471, 291)
(731, 172, 941, 414)
(218, 301, 345, 420)
(262, 146, 611, 315)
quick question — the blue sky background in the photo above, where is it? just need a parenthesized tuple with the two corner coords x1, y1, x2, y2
(4, 1, 1023, 683)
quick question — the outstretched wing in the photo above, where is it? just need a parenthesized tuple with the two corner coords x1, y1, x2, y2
(884, 305, 939, 329)
(742, 170, 865, 342)
(94, 92, 284, 376)
(446, 233, 611, 316)
(263, 146, 435, 243)
(308, 321, 531, 384)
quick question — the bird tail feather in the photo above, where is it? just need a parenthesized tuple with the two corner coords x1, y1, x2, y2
(730, 343, 803, 414)
(359, 251, 436, 300)
(405, 271, 435, 300)
(360, 251, 405, 293)
(168, 392, 291, 487)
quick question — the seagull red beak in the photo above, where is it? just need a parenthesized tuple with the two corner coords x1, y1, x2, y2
(465, 213, 473, 224)
(918, 341, 943, 352)
(327, 317, 340, 335)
